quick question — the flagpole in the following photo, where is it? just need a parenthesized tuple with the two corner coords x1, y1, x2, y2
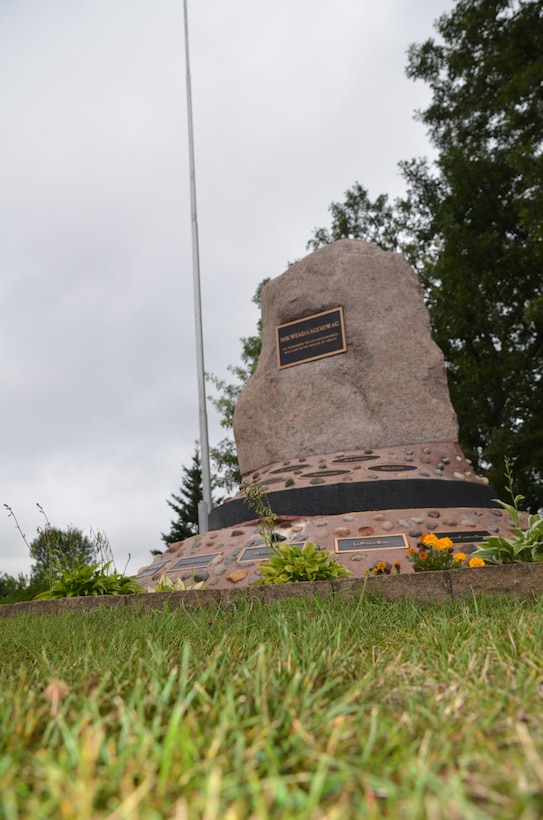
(183, 0, 212, 532)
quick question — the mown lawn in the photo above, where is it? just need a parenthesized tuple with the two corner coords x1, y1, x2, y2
(1, 593, 543, 818)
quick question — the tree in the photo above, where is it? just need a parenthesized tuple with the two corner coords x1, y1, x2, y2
(161, 446, 203, 547)
(30, 525, 98, 582)
(309, 0, 543, 510)
(207, 280, 268, 493)
(0, 572, 46, 604)
(405, 0, 543, 510)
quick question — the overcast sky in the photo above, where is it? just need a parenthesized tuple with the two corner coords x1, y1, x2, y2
(1, 0, 455, 578)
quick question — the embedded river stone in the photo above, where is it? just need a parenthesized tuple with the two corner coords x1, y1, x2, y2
(233, 239, 458, 476)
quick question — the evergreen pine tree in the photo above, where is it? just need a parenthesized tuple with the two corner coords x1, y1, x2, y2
(161, 447, 203, 547)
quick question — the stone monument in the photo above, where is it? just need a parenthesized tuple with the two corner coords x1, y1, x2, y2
(137, 240, 515, 589)
(234, 240, 458, 473)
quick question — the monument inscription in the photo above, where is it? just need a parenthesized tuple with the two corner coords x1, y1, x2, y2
(335, 534, 409, 552)
(276, 307, 346, 369)
(171, 553, 221, 571)
(238, 545, 275, 562)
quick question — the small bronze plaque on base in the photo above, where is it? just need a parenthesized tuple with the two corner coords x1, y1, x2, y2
(238, 545, 275, 562)
(171, 553, 221, 571)
(335, 534, 409, 552)
(137, 560, 168, 578)
(276, 307, 346, 369)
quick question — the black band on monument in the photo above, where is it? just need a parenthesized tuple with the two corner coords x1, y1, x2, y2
(208, 479, 499, 530)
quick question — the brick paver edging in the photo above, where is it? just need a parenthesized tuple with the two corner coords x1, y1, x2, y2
(1, 563, 543, 618)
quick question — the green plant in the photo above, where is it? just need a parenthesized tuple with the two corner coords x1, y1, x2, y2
(407, 534, 470, 572)
(475, 458, 543, 565)
(245, 483, 353, 584)
(145, 574, 207, 592)
(253, 540, 353, 584)
(34, 562, 142, 599)
(244, 482, 277, 551)
(3, 503, 140, 599)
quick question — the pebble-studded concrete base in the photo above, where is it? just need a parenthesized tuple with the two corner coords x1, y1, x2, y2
(136, 443, 526, 590)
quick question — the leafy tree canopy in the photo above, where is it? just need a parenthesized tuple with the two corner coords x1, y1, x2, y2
(30, 525, 98, 582)
(0, 572, 46, 604)
(308, 0, 543, 510)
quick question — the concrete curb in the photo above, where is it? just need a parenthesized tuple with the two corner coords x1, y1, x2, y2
(2, 563, 543, 618)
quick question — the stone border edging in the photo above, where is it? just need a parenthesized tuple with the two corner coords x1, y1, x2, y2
(1, 564, 543, 618)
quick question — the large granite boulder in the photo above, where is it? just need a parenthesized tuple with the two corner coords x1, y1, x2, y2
(233, 240, 458, 476)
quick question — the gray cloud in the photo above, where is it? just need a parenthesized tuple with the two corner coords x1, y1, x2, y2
(0, 0, 452, 577)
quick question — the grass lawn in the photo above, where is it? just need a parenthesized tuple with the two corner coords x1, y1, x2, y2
(1, 592, 543, 818)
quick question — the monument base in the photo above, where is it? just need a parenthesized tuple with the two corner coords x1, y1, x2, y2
(137, 444, 526, 590)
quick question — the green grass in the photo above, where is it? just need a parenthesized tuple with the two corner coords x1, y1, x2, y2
(2, 594, 543, 818)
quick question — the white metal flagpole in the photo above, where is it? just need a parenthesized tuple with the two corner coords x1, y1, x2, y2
(183, 0, 212, 532)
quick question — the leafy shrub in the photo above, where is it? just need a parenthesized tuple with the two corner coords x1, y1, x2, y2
(253, 541, 353, 585)
(245, 482, 353, 584)
(475, 461, 543, 564)
(35, 562, 142, 599)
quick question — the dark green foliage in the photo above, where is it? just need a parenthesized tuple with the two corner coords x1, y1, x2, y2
(309, 0, 543, 511)
(0, 572, 46, 604)
(30, 525, 97, 583)
(161, 447, 203, 546)
(405, 0, 543, 510)
(307, 182, 405, 255)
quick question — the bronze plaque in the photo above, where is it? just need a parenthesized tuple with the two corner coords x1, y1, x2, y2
(136, 560, 168, 577)
(238, 545, 274, 562)
(335, 534, 409, 552)
(276, 307, 346, 369)
(171, 553, 220, 571)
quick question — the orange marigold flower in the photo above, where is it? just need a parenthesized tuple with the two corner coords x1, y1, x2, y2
(435, 537, 453, 550)
(469, 556, 486, 568)
(419, 550, 428, 560)
(376, 562, 387, 571)
(421, 534, 439, 547)
(453, 552, 467, 562)
(407, 547, 416, 556)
